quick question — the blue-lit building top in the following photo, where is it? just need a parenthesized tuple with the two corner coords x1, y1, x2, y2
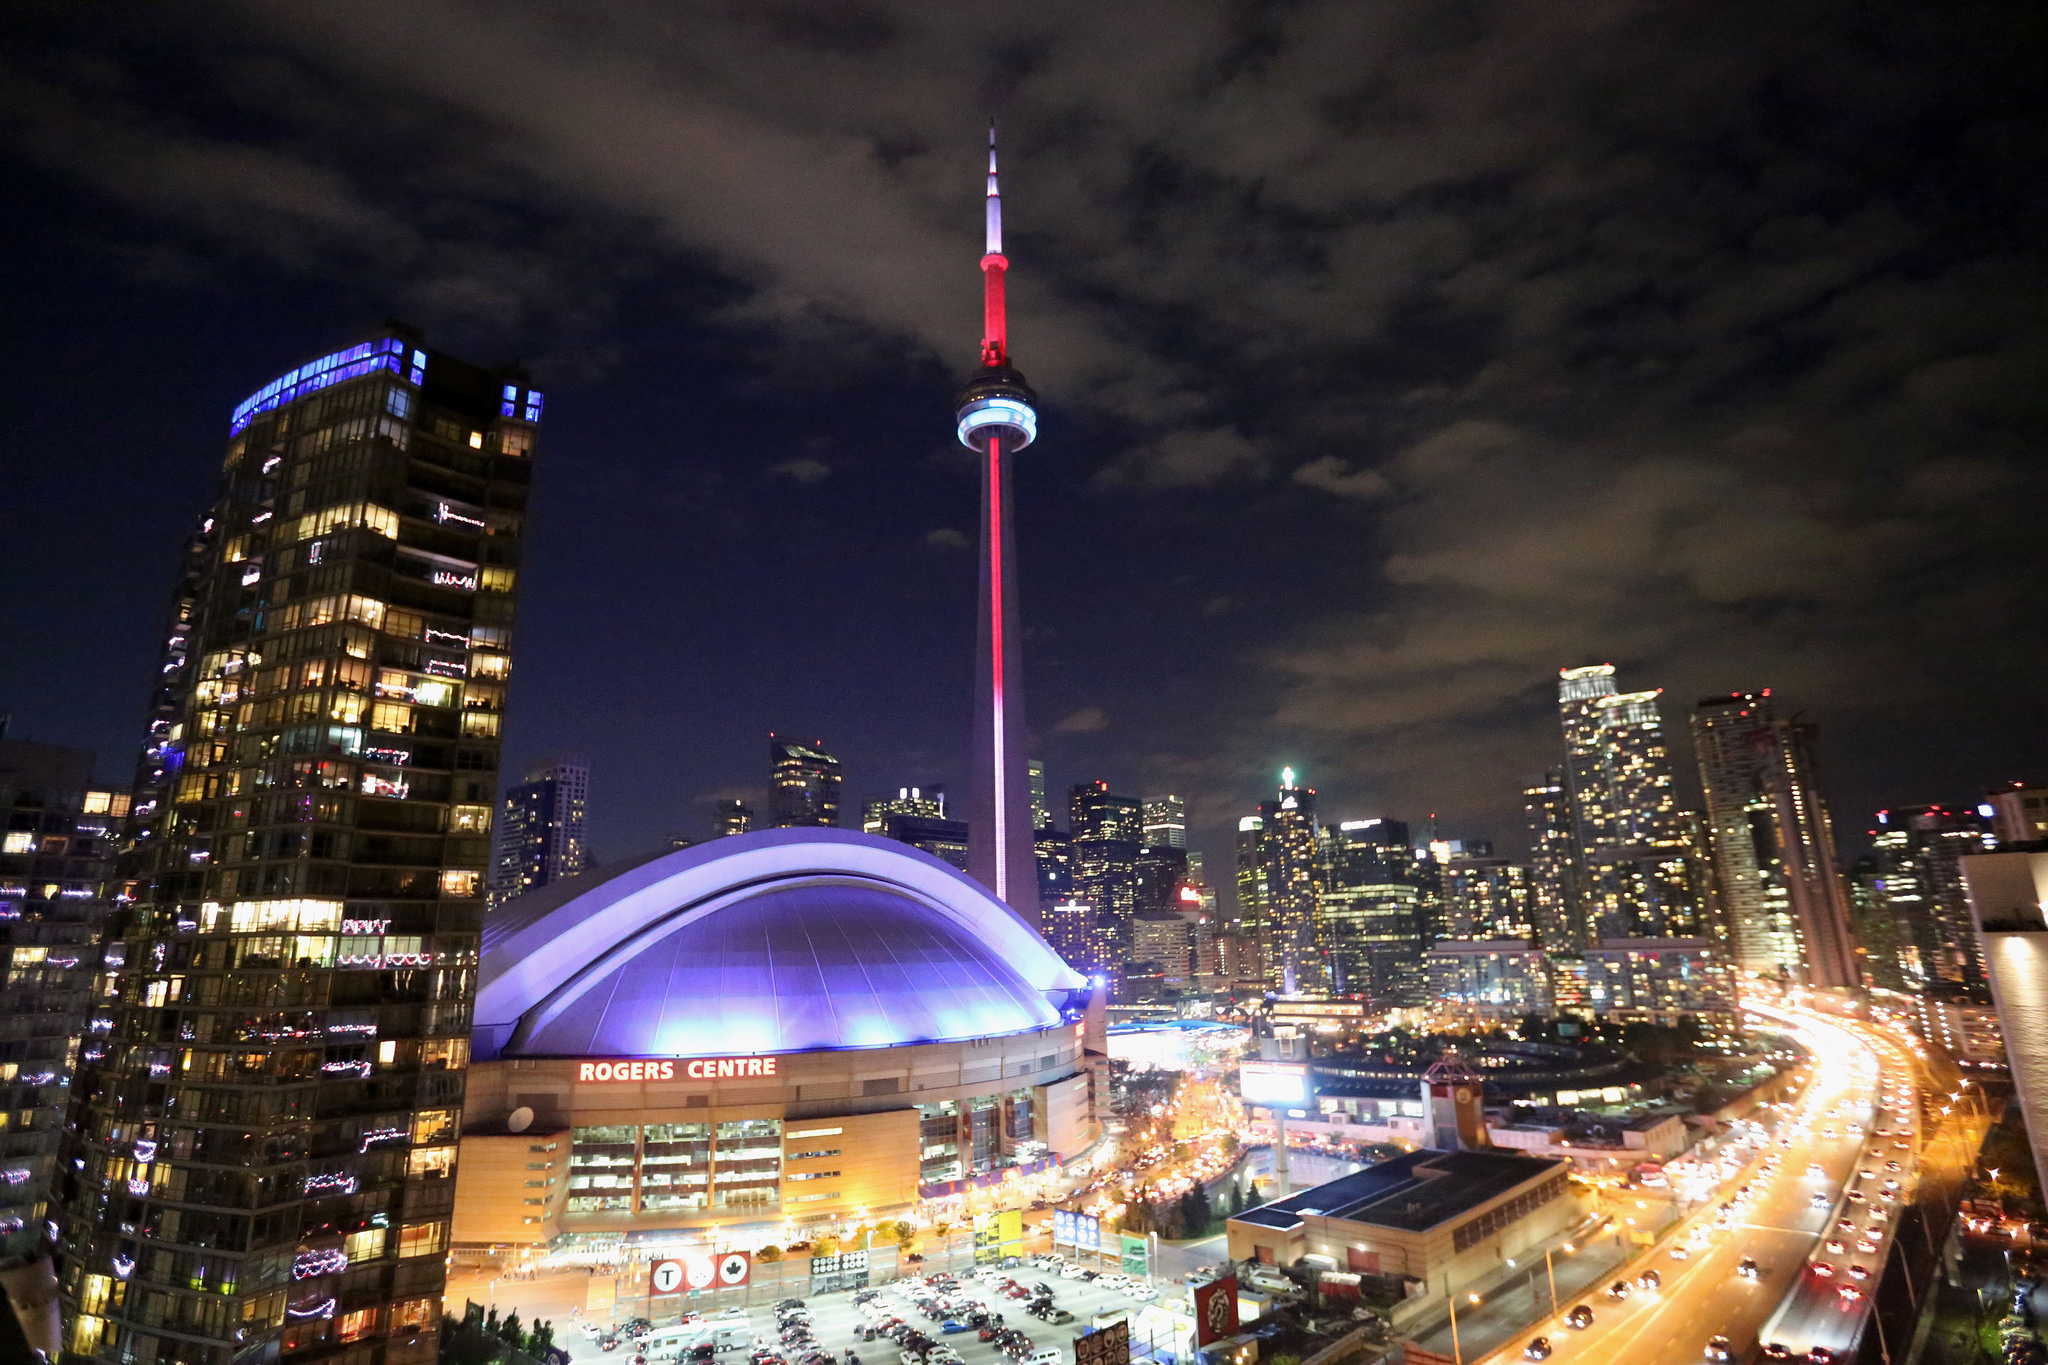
(473, 828, 1091, 1062)
(229, 334, 544, 435)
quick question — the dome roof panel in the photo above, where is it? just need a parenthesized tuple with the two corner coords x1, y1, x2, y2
(476, 830, 1086, 1060)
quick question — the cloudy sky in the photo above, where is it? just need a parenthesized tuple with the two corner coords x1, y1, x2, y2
(2, 0, 2042, 877)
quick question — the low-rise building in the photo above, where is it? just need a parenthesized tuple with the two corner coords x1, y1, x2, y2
(1225, 1148, 1583, 1291)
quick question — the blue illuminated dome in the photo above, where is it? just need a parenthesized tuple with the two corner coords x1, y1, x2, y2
(474, 829, 1088, 1062)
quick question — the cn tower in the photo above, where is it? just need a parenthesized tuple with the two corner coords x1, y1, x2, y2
(956, 123, 1041, 923)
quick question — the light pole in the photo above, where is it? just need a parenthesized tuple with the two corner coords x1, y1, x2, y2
(1447, 1291, 1479, 1365)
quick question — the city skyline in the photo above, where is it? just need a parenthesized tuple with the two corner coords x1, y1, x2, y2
(3, 4, 2042, 881)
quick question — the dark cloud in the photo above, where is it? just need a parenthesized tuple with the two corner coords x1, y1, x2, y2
(767, 457, 832, 484)
(1, 0, 2042, 863)
(1052, 706, 1109, 735)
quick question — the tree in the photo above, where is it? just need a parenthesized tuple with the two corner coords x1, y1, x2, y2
(497, 1310, 523, 1346)
(814, 1233, 841, 1257)
(758, 1245, 784, 1263)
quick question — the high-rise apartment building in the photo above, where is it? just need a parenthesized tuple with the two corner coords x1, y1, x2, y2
(1142, 796, 1188, 851)
(1870, 805, 1994, 988)
(1689, 693, 1858, 986)
(714, 798, 753, 838)
(1558, 665, 1620, 856)
(1521, 771, 1578, 948)
(1, 741, 123, 1269)
(1442, 857, 1535, 940)
(1316, 819, 1425, 1006)
(1591, 690, 1680, 845)
(487, 755, 588, 908)
(59, 331, 537, 1365)
(768, 736, 841, 828)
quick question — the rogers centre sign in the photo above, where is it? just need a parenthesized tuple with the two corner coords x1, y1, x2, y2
(578, 1057, 780, 1082)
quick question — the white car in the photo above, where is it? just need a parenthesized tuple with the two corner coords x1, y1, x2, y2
(1027, 1353, 1064, 1365)
(1127, 1285, 1157, 1301)
(1060, 1264, 1088, 1279)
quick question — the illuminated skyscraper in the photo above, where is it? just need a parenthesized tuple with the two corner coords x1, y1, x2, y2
(487, 755, 588, 908)
(0, 740, 123, 1270)
(1316, 819, 1425, 1005)
(1558, 665, 1620, 855)
(956, 126, 1040, 921)
(1872, 804, 1994, 988)
(1068, 782, 1140, 977)
(1248, 769, 1322, 991)
(1689, 693, 1858, 986)
(1591, 690, 1680, 845)
(1142, 795, 1188, 851)
(1522, 771, 1578, 947)
(768, 735, 841, 828)
(58, 331, 537, 1365)
(861, 786, 946, 833)
(1027, 759, 1050, 831)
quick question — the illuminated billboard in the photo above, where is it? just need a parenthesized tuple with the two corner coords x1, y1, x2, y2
(1238, 1062, 1310, 1106)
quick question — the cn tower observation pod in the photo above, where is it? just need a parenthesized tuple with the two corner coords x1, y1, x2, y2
(473, 828, 1091, 1063)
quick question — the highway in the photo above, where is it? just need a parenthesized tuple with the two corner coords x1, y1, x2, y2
(1477, 1001, 1890, 1365)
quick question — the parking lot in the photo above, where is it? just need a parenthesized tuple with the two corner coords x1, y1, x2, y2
(567, 1260, 1180, 1365)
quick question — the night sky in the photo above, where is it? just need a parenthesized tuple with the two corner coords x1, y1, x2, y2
(2, 2, 2043, 883)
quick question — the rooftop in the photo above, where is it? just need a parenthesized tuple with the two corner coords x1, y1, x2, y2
(1232, 1147, 1570, 1233)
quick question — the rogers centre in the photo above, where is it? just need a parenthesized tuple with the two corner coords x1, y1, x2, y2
(450, 828, 1107, 1259)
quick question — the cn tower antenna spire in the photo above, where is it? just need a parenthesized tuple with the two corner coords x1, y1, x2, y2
(957, 120, 1039, 923)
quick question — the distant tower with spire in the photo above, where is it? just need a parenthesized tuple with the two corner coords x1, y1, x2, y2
(956, 122, 1041, 922)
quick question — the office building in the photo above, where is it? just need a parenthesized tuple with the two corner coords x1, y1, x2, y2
(1425, 940, 1554, 1021)
(1316, 820, 1426, 1007)
(487, 755, 588, 909)
(860, 786, 946, 834)
(1134, 844, 1190, 917)
(1042, 899, 1098, 975)
(877, 815, 971, 872)
(1033, 826, 1073, 906)
(768, 737, 841, 828)
(1142, 795, 1188, 851)
(0, 741, 122, 1268)
(1027, 760, 1050, 831)
(1247, 770, 1323, 992)
(1871, 805, 1994, 988)
(1522, 771, 1579, 948)
(1130, 909, 1195, 988)
(1069, 780, 1142, 843)
(1070, 830, 1140, 977)
(58, 331, 537, 1365)
(714, 797, 753, 838)
(1844, 855, 1909, 992)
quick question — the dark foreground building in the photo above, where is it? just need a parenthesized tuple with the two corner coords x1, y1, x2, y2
(56, 331, 538, 1365)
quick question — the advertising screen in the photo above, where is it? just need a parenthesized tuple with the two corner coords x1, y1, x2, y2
(1238, 1062, 1310, 1106)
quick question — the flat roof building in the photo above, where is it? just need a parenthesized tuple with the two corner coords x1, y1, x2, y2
(1225, 1148, 1582, 1290)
